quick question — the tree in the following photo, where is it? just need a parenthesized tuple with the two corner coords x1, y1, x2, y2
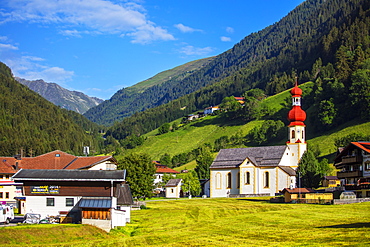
(195, 147, 213, 179)
(117, 153, 156, 199)
(159, 153, 172, 167)
(158, 123, 170, 135)
(349, 67, 370, 119)
(178, 171, 201, 197)
(296, 150, 331, 188)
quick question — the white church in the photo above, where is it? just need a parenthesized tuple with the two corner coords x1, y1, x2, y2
(210, 82, 307, 197)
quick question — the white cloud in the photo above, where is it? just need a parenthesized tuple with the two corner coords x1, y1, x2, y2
(226, 27, 234, 33)
(0, 43, 19, 50)
(174, 23, 202, 33)
(1, 0, 174, 44)
(220, 36, 231, 42)
(179, 45, 214, 56)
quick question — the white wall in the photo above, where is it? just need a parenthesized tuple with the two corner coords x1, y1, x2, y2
(25, 196, 82, 218)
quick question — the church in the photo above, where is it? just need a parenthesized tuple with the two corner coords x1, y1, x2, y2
(209, 82, 307, 197)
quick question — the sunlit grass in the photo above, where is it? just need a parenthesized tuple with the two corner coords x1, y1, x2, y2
(1, 198, 370, 246)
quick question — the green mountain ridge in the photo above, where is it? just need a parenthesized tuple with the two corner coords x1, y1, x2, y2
(105, 0, 370, 141)
(0, 63, 104, 156)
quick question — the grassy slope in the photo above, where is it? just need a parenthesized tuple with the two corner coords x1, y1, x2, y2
(121, 81, 370, 164)
(2, 198, 370, 246)
(126, 57, 214, 94)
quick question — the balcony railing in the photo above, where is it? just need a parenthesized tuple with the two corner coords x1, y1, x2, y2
(344, 183, 370, 190)
(337, 170, 362, 179)
(341, 155, 362, 164)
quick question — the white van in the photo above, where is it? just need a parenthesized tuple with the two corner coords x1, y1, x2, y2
(0, 205, 14, 224)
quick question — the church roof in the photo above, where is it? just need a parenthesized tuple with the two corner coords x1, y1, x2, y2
(210, 146, 287, 169)
(165, 179, 182, 187)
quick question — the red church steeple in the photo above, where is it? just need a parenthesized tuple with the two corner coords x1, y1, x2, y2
(287, 79, 306, 127)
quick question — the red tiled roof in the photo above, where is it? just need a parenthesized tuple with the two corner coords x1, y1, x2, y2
(0, 150, 116, 172)
(351, 142, 370, 153)
(155, 164, 179, 174)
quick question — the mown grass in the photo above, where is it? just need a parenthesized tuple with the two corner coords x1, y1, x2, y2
(2, 198, 369, 246)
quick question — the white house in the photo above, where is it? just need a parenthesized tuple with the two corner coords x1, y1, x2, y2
(165, 179, 182, 198)
(210, 82, 307, 197)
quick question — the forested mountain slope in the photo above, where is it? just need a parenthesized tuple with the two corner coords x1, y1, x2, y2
(0, 62, 104, 156)
(16, 77, 103, 114)
(106, 0, 370, 141)
(84, 57, 214, 125)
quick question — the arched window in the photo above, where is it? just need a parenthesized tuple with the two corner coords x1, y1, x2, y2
(237, 172, 240, 188)
(245, 172, 250, 185)
(216, 173, 222, 189)
(264, 172, 269, 188)
(227, 172, 232, 189)
(291, 130, 295, 139)
(302, 130, 304, 140)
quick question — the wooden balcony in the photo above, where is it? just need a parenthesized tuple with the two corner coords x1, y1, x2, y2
(341, 156, 362, 164)
(337, 170, 362, 179)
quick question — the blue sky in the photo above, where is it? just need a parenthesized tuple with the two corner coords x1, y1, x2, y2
(0, 0, 304, 100)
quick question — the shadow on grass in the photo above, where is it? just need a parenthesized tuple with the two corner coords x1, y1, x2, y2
(319, 223, 370, 228)
(236, 198, 270, 202)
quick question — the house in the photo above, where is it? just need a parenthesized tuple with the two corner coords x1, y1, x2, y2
(334, 141, 370, 198)
(153, 162, 180, 185)
(165, 179, 182, 198)
(233, 96, 245, 105)
(281, 188, 333, 203)
(322, 176, 340, 188)
(12, 169, 133, 231)
(0, 150, 118, 213)
(200, 179, 210, 197)
(204, 106, 219, 115)
(210, 81, 307, 197)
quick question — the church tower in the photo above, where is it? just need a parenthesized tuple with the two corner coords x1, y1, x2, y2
(287, 80, 307, 167)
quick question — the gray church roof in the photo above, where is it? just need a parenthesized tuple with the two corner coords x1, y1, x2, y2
(165, 179, 182, 187)
(210, 146, 287, 169)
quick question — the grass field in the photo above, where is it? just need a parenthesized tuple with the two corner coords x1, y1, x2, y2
(1, 198, 370, 246)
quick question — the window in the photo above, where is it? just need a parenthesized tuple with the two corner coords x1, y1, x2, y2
(227, 173, 232, 189)
(66, 198, 74, 207)
(5, 192, 9, 199)
(0, 192, 3, 198)
(46, 198, 55, 207)
(216, 173, 222, 189)
(171, 189, 174, 193)
(245, 172, 250, 185)
(302, 130, 304, 139)
(264, 172, 269, 188)
(291, 130, 295, 139)
(5, 175, 9, 179)
(237, 172, 240, 188)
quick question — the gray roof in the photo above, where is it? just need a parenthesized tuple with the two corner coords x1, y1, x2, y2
(165, 179, 182, 187)
(279, 166, 296, 176)
(116, 184, 134, 205)
(12, 169, 126, 182)
(210, 146, 287, 169)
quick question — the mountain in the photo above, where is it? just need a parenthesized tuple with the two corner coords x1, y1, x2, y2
(105, 0, 370, 141)
(15, 77, 103, 114)
(0, 63, 104, 156)
(84, 57, 214, 126)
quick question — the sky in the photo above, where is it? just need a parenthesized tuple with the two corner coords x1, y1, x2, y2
(0, 0, 305, 100)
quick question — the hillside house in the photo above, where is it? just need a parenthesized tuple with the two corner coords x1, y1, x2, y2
(0, 150, 118, 213)
(334, 141, 370, 198)
(210, 82, 306, 197)
(165, 179, 182, 198)
(204, 106, 219, 115)
(12, 169, 133, 231)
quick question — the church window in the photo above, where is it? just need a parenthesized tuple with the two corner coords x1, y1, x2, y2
(245, 172, 250, 185)
(227, 173, 232, 189)
(264, 172, 269, 188)
(302, 130, 304, 139)
(237, 172, 240, 188)
(216, 173, 221, 189)
(291, 130, 295, 139)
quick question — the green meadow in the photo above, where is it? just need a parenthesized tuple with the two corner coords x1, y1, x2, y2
(1, 198, 370, 246)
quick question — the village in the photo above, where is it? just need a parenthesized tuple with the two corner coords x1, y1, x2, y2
(1, 82, 369, 232)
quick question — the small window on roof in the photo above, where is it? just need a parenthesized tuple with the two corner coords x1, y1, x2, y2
(55, 154, 60, 157)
